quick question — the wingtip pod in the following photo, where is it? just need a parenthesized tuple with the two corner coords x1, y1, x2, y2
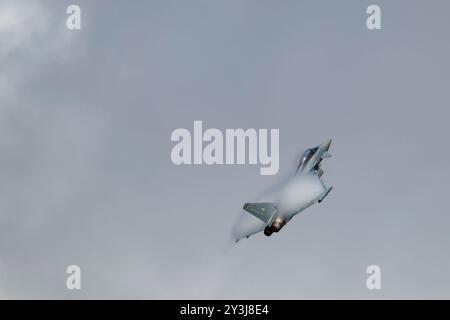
(318, 186, 333, 203)
(234, 235, 250, 243)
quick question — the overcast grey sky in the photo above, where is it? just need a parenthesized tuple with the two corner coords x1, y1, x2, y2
(1, 0, 450, 299)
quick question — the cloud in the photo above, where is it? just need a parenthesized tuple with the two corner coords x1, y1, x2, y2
(0, 2, 47, 55)
(0, 2, 80, 105)
(0, 1, 83, 147)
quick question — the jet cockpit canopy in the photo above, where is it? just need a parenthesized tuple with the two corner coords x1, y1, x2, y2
(297, 147, 318, 172)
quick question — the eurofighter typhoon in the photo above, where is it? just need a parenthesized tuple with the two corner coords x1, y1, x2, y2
(235, 139, 333, 242)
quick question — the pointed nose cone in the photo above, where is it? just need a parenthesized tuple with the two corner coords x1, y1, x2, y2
(322, 139, 332, 151)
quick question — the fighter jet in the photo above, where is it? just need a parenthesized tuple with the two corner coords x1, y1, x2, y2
(237, 139, 333, 241)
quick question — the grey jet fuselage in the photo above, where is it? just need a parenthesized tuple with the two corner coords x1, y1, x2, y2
(241, 139, 333, 239)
